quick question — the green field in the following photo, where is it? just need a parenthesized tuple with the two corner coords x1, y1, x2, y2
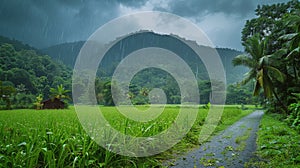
(245, 113, 300, 168)
(0, 105, 254, 167)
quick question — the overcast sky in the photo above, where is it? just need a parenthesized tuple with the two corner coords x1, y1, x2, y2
(0, 0, 290, 50)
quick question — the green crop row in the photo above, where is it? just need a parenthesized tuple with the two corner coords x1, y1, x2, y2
(0, 105, 253, 167)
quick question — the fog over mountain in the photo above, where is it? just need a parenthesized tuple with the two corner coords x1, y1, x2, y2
(42, 31, 248, 84)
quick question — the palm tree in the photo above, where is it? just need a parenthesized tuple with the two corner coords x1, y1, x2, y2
(50, 84, 70, 101)
(232, 34, 286, 102)
(232, 34, 265, 86)
(254, 55, 285, 100)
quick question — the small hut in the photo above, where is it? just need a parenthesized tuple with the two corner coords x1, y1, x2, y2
(42, 98, 65, 109)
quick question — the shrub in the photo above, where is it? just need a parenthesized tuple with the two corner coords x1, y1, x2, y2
(286, 103, 300, 132)
(12, 93, 35, 109)
(33, 94, 43, 110)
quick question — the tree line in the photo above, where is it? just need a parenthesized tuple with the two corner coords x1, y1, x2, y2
(0, 42, 256, 109)
(233, 0, 300, 131)
(0, 43, 71, 109)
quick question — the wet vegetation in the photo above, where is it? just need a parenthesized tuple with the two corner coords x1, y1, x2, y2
(236, 1, 300, 166)
(0, 106, 250, 167)
(0, 0, 299, 167)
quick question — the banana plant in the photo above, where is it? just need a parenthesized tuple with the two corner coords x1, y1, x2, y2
(50, 84, 70, 100)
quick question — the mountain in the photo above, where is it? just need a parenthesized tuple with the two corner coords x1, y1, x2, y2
(41, 41, 85, 66)
(216, 48, 247, 84)
(0, 35, 37, 51)
(42, 31, 247, 84)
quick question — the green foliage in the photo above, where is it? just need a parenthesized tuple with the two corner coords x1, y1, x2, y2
(242, 0, 300, 52)
(238, 0, 300, 114)
(286, 103, 300, 132)
(33, 94, 43, 110)
(248, 113, 300, 167)
(41, 41, 85, 68)
(0, 35, 36, 51)
(233, 34, 286, 100)
(50, 84, 70, 100)
(95, 68, 233, 106)
(97, 73, 254, 106)
(101, 81, 115, 106)
(226, 83, 255, 105)
(0, 106, 251, 167)
(43, 33, 247, 85)
(0, 43, 71, 108)
(49, 84, 71, 109)
(12, 93, 35, 109)
(0, 81, 16, 110)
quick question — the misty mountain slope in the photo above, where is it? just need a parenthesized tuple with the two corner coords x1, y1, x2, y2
(217, 48, 248, 84)
(0, 35, 37, 51)
(41, 41, 85, 66)
(42, 31, 247, 84)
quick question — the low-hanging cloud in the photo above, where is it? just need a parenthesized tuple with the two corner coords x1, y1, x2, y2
(165, 0, 255, 18)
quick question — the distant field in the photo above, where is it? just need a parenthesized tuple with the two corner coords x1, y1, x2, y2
(0, 105, 254, 167)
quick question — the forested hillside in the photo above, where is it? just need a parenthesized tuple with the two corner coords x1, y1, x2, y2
(0, 32, 254, 108)
(42, 41, 85, 66)
(0, 42, 71, 109)
(42, 32, 247, 84)
(0, 35, 36, 51)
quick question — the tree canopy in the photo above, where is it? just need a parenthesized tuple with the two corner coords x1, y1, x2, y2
(235, 0, 300, 131)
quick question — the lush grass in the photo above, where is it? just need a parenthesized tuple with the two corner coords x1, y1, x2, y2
(212, 104, 257, 134)
(0, 105, 253, 167)
(245, 113, 300, 168)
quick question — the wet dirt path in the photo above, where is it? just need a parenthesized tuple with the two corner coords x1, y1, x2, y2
(167, 110, 264, 168)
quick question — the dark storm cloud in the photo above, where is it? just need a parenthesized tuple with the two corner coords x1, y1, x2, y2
(114, 0, 148, 7)
(0, 0, 137, 48)
(164, 0, 255, 18)
(0, 0, 292, 49)
(160, 0, 291, 18)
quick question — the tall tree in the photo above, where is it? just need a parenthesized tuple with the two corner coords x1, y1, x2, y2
(0, 81, 16, 109)
(232, 34, 285, 103)
(281, 9, 300, 82)
(239, 0, 300, 115)
(102, 81, 113, 106)
(242, 0, 300, 53)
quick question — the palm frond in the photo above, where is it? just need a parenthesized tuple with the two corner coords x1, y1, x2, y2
(291, 35, 300, 49)
(265, 66, 286, 83)
(269, 49, 287, 59)
(262, 37, 269, 56)
(259, 56, 269, 69)
(287, 47, 300, 59)
(232, 54, 255, 68)
(285, 15, 300, 27)
(245, 34, 263, 60)
(257, 69, 264, 88)
(240, 69, 256, 85)
(279, 33, 298, 41)
(262, 74, 273, 98)
(251, 34, 267, 60)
